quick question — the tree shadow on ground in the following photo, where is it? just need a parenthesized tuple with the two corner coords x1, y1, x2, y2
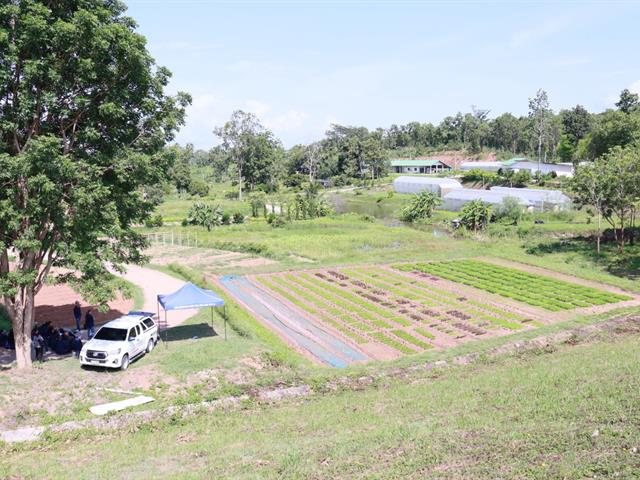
(525, 236, 640, 281)
(34, 304, 128, 329)
(161, 322, 218, 342)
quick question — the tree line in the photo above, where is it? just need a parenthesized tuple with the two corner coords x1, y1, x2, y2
(168, 88, 640, 198)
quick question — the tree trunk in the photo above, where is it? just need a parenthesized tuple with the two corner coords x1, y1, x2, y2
(596, 211, 601, 255)
(11, 286, 35, 369)
(238, 168, 243, 201)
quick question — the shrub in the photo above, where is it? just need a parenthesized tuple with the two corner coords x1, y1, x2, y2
(493, 197, 523, 225)
(400, 191, 442, 223)
(186, 202, 222, 231)
(188, 179, 210, 197)
(232, 212, 245, 224)
(144, 214, 164, 228)
(460, 200, 491, 232)
(221, 212, 231, 225)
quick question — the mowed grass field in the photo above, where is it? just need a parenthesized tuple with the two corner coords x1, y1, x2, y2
(3, 330, 639, 479)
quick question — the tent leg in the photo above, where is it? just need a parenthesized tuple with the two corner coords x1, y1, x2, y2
(164, 310, 168, 348)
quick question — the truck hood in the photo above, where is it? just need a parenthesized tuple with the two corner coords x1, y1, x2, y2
(83, 339, 125, 352)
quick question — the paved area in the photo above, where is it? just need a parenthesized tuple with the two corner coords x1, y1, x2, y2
(117, 264, 199, 327)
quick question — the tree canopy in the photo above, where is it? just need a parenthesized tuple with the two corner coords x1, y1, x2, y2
(0, 0, 190, 368)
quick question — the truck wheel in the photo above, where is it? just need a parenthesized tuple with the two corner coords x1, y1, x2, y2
(146, 339, 155, 353)
(120, 354, 129, 371)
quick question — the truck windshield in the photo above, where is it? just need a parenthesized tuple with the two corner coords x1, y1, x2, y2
(93, 327, 127, 341)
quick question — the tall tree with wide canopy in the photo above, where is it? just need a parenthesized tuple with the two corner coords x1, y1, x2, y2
(0, 0, 190, 368)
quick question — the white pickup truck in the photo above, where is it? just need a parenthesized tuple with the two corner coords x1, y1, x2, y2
(79, 311, 159, 370)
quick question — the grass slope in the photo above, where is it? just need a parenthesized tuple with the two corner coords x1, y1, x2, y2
(3, 332, 639, 479)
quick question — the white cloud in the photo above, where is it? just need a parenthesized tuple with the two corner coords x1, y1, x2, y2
(510, 18, 570, 48)
(244, 99, 271, 117)
(630, 80, 640, 95)
(267, 110, 309, 133)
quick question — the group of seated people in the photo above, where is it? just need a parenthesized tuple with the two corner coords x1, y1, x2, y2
(33, 322, 83, 357)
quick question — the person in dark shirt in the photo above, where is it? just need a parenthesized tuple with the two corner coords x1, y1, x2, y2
(73, 301, 82, 331)
(72, 334, 83, 359)
(85, 309, 95, 338)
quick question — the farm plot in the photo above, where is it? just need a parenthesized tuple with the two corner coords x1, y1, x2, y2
(251, 265, 542, 360)
(396, 259, 632, 312)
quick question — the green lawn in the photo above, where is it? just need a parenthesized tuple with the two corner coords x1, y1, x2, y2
(3, 330, 639, 479)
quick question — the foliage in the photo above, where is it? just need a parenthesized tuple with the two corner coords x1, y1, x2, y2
(267, 214, 287, 228)
(213, 111, 284, 200)
(616, 88, 640, 114)
(399, 192, 442, 223)
(492, 197, 524, 225)
(0, 0, 190, 367)
(584, 110, 640, 159)
(460, 200, 492, 232)
(186, 203, 222, 231)
(144, 215, 164, 228)
(232, 212, 245, 224)
(188, 179, 210, 197)
(407, 260, 630, 311)
(528, 89, 553, 164)
(571, 144, 640, 252)
(248, 191, 267, 217)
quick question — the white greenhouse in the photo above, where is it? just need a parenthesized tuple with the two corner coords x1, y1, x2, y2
(441, 189, 532, 211)
(393, 176, 462, 197)
(489, 187, 571, 211)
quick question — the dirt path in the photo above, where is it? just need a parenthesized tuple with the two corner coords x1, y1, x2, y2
(117, 265, 198, 327)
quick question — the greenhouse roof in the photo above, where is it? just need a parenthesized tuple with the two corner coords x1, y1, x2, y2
(501, 157, 528, 166)
(443, 189, 532, 205)
(390, 159, 444, 167)
(394, 176, 461, 185)
(489, 187, 571, 203)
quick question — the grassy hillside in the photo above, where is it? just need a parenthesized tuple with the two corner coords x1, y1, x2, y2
(3, 326, 639, 479)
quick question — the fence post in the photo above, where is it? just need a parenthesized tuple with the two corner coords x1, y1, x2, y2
(171, 230, 174, 246)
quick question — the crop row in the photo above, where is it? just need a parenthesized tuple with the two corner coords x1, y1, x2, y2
(344, 267, 525, 331)
(255, 276, 369, 344)
(257, 272, 440, 355)
(397, 260, 631, 311)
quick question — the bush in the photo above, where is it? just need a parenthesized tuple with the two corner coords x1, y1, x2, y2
(492, 197, 523, 225)
(460, 200, 491, 232)
(221, 212, 231, 225)
(188, 179, 210, 197)
(186, 202, 222, 231)
(144, 214, 164, 228)
(232, 212, 245, 224)
(400, 191, 442, 223)
(267, 213, 287, 228)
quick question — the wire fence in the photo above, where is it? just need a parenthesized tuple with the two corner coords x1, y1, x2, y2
(142, 230, 200, 248)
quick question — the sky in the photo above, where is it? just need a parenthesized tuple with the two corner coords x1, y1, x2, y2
(125, 0, 640, 149)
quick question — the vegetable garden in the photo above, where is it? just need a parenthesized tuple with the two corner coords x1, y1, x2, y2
(396, 259, 632, 311)
(249, 259, 635, 360)
(252, 264, 543, 359)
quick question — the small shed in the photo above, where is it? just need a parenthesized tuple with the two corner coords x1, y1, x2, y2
(442, 189, 532, 211)
(489, 187, 571, 211)
(393, 176, 463, 197)
(390, 159, 451, 174)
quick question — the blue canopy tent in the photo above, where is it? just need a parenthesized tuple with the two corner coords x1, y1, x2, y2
(157, 282, 226, 343)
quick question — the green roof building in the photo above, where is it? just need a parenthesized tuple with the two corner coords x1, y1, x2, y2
(390, 159, 451, 174)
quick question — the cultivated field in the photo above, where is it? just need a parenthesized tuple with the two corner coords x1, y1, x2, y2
(251, 259, 636, 361)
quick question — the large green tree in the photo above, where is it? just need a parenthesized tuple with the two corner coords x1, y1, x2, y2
(0, 0, 190, 368)
(213, 110, 283, 199)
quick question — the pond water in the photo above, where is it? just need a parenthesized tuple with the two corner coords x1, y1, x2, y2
(329, 193, 399, 220)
